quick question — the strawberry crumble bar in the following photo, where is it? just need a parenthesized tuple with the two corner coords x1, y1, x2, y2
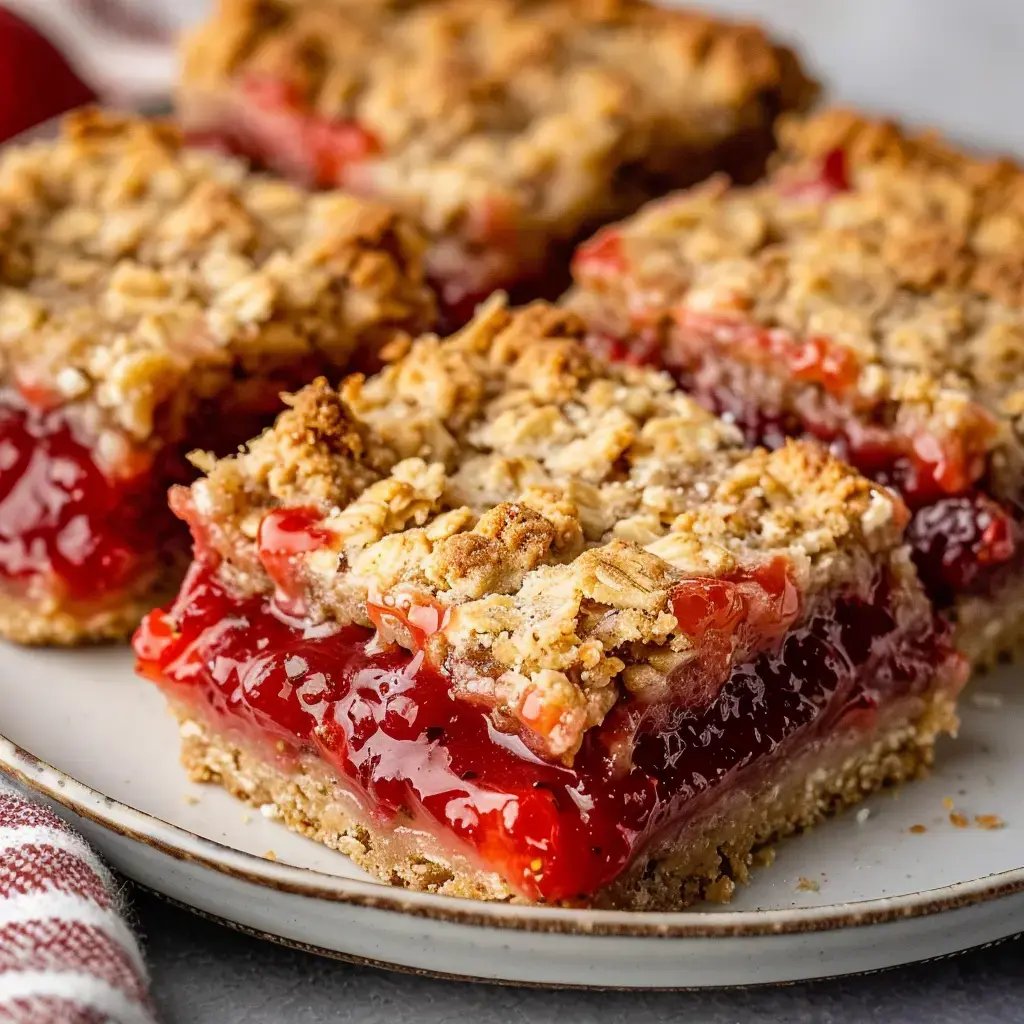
(569, 109, 1024, 667)
(176, 0, 815, 327)
(134, 299, 965, 908)
(0, 109, 435, 645)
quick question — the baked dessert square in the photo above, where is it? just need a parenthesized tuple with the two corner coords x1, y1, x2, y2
(0, 109, 435, 645)
(134, 298, 965, 908)
(176, 0, 816, 327)
(568, 109, 1024, 667)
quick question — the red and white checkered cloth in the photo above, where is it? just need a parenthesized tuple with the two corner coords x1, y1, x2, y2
(0, 783, 156, 1024)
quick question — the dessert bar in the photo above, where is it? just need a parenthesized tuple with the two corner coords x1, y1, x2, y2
(0, 109, 435, 644)
(569, 109, 1024, 666)
(134, 299, 965, 908)
(176, 0, 815, 327)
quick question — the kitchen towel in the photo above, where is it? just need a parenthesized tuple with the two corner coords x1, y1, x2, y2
(0, 782, 156, 1024)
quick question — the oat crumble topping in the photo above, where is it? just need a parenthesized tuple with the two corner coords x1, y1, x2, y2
(179, 0, 815, 254)
(0, 109, 435, 445)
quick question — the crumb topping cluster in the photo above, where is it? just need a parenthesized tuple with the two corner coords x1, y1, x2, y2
(567, 108, 1024, 487)
(180, 298, 911, 761)
(180, 0, 814, 244)
(0, 109, 435, 445)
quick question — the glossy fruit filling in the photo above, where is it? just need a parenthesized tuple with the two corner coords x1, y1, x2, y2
(906, 494, 1021, 606)
(777, 147, 852, 201)
(189, 76, 381, 189)
(135, 560, 957, 902)
(0, 376, 318, 614)
(256, 506, 334, 617)
(0, 392, 174, 607)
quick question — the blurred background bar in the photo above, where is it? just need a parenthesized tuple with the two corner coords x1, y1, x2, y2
(4, 1, 1023, 153)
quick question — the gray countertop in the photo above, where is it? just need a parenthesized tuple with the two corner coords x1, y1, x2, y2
(136, 888, 1024, 1023)
(113, 1, 1024, 1019)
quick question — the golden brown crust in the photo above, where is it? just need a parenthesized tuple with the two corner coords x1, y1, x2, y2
(0, 109, 436, 445)
(566, 107, 1024, 497)
(178, 0, 816, 253)
(174, 687, 957, 908)
(774, 108, 1024, 307)
(0, 560, 184, 646)
(179, 297, 915, 759)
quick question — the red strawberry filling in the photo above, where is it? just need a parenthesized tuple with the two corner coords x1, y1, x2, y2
(665, 559, 801, 701)
(0, 381, 316, 619)
(0, 391, 176, 609)
(190, 76, 381, 190)
(255, 506, 334, 617)
(135, 550, 960, 902)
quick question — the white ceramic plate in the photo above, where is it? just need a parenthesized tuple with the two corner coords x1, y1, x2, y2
(0, 641, 1022, 987)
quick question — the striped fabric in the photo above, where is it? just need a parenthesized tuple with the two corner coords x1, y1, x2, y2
(0, 784, 156, 1024)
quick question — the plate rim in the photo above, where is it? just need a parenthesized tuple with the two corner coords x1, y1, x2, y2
(133, 886, 1024, 990)
(3, 731, 1024, 938)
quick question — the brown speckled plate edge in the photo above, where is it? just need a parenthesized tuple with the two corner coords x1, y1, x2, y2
(3, 733, 1024, 940)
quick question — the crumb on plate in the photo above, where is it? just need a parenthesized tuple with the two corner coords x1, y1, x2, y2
(975, 814, 1006, 830)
